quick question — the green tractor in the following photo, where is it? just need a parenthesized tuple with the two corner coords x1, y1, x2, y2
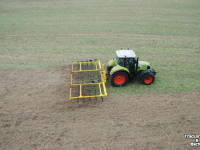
(107, 49, 156, 87)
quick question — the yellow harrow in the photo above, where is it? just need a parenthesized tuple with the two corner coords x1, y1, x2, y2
(70, 59, 107, 101)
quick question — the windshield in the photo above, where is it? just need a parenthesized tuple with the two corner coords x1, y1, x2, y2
(117, 57, 125, 67)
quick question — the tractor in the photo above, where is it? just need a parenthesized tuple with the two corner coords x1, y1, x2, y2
(69, 48, 156, 101)
(107, 49, 156, 87)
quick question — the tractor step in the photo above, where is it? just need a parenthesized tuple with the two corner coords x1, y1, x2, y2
(70, 59, 107, 101)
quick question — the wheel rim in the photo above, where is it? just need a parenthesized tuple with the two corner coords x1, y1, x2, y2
(114, 75, 125, 84)
(144, 76, 153, 84)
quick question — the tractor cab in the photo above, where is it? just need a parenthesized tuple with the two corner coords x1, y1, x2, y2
(107, 49, 138, 75)
(116, 50, 137, 72)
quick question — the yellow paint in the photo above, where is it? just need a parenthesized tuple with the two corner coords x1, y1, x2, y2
(72, 70, 100, 73)
(80, 85, 82, 97)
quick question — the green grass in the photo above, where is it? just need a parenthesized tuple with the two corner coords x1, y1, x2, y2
(0, 0, 200, 95)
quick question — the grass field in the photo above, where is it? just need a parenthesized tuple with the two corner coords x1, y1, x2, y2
(0, 0, 200, 95)
(1, 1, 200, 149)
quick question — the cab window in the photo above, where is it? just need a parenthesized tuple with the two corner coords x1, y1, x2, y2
(117, 57, 125, 67)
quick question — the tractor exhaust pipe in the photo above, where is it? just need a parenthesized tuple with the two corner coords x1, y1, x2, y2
(136, 57, 139, 75)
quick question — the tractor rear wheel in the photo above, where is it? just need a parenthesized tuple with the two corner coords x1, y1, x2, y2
(140, 73, 155, 85)
(110, 72, 129, 87)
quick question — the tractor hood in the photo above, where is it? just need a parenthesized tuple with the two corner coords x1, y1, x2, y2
(108, 59, 117, 67)
(138, 61, 150, 70)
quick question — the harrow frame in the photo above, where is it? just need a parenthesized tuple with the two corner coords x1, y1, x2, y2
(69, 59, 107, 101)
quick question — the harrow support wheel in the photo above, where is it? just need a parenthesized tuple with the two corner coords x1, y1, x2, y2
(140, 73, 155, 85)
(110, 72, 129, 87)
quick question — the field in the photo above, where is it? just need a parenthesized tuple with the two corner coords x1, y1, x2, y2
(0, 0, 200, 149)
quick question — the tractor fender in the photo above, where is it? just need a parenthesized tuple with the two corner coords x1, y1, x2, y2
(111, 70, 130, 78)
(138, 70, 151, 80)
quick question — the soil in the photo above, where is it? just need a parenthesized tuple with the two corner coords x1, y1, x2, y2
(0, 66, 199, 150)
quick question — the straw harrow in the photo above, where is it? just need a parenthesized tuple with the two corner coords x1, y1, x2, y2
(70, 59, 107, 102)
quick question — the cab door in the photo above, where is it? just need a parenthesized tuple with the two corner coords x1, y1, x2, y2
(125, 58, 135, 73)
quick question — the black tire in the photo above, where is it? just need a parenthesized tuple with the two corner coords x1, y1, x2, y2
(140, 73, 155, 85)
(110, 72, 129, 87)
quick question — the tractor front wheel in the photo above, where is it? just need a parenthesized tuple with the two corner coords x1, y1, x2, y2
(140, 73, 155, 85)
(110, 72, 129, 87)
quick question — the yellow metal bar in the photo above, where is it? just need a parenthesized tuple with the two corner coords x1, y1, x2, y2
(72, 69, 100, 73)
(104, 70, 107, 82)
(98, 61, 101, 69)
(95, 62, 97, 70)
(72, 64, 74, 72)
(102, 83, 107, 95)
(69, 94, 107, 100)
(99, 83, 102, 95)
(72, 61, 97, 65)
(70, 87, 72, 99)
(71, 82, 103, 86)
(71, 73, 73, 85)
(80, 85, 82, 97)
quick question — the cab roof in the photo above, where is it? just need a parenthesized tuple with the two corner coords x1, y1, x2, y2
(116, 50, 136, 58)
